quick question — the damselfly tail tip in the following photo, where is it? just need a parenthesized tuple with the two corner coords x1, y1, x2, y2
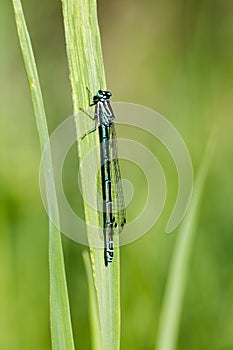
(104, 246, 114, 267)
(104, 248, 108, 267)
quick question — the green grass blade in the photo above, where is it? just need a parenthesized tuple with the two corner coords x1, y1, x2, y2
(61, 0, 120, 349)
(12, 1, 75, 349)
(83, 251, 102, 350)
(156, 138, 215, 350)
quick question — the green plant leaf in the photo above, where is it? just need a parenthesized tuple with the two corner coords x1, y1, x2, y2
(61, 0, 121, 349)
(12, 1, 75, 349)
(156, 138, 215, 350)
(83, 251, 102, 350)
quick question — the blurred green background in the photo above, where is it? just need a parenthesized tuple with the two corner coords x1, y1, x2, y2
(1, 0, 233, 349)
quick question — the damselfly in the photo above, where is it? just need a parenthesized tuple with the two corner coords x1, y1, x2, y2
(82, 90, 126, 266)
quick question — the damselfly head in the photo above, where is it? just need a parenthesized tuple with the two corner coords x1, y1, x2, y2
(93, 90, 112, 104)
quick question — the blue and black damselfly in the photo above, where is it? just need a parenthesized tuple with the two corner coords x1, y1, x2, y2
(81, 90, 126, 266)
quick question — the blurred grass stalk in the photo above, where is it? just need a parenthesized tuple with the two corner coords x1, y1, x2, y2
(12, 0, 75, 349)
(61, 0, 121, 349)
(156, 138, 215, 350)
